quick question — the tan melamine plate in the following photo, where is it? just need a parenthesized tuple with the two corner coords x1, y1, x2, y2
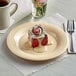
(7, 22, 68, 61)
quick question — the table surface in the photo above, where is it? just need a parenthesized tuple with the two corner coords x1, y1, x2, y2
(0, 0, 76, 76)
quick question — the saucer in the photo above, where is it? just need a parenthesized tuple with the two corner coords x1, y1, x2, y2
(7, 22, 68, 61)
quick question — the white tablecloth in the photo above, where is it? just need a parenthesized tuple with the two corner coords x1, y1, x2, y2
(0, 14, 68, 76)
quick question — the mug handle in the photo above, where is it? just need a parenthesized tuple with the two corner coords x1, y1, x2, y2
(10, 3, 18, 16)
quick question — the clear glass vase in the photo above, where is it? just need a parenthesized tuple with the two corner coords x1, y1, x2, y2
(32, 0, 47, 18)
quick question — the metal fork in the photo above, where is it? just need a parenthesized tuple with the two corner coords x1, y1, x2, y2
(67, 20, 75, 53)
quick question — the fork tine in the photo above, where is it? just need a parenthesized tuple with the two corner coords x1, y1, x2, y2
(73, 20, 75, 30)
(67, 20, 69, 31)
(62, 23, 65, 32)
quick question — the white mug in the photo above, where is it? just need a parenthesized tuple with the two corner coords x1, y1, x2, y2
(0, 0, 18, 30)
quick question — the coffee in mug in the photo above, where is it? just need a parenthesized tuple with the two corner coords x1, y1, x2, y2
(0, 0, 9, 7)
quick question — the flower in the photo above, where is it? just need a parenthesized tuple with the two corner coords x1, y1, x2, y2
(39, 0, 47, 3)
(34, 0, 42, 7)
